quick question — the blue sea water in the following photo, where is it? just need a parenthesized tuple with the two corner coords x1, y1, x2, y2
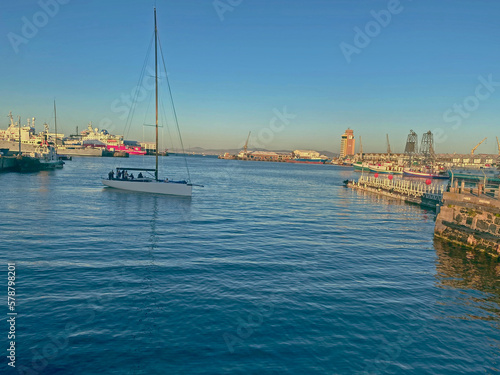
(1, 155, 500, 374)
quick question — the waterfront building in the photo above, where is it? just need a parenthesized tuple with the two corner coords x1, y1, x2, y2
(340, 129, 355, 158)
(140, 142, 157, 155)
(434, 154, 498, 168)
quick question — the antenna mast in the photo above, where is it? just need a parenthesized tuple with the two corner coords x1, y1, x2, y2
(154, 7, 159, 181)
(18, 116, 21, 155)
(54, 100, 58, 149)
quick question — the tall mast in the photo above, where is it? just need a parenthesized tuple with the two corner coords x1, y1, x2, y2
(54, 100, 58, 149)
(18, 116, 21, 155)
(154, 7, 159, 181)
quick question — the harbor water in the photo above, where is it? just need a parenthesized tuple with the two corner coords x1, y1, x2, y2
(1, 156, 499, 374)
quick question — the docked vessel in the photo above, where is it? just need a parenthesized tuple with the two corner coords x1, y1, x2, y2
(403, 168, 449, 179)
(78, 123, 147, 155)
(28, 141, 64, 169)
(448, 169, 500, 183)
(102, 8, 193, 197)
(1, 115, 64, 171)
(287, 150, 328, 164)
(80, 123, 123, 145)
(287, 157, 327, 164)
(106, 143, 146, 155)
(368, 163, 404, 174)
(353, 161, 371, 171)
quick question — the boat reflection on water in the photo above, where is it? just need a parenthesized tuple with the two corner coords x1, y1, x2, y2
(433, 238, 500, 321)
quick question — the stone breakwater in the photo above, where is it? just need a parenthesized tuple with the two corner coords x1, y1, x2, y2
(347, 175, 500, 255)
(434, 192, 500, 256)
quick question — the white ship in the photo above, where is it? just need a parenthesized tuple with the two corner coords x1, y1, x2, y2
(0, 113, 36, 143)
(79, 122, 124, 147)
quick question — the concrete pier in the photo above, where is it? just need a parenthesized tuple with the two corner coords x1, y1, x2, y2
(346, 176, 444, 209)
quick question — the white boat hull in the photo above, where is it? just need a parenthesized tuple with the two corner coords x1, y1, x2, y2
(368, 166, 403, 174)
(102, 179, 192, 196)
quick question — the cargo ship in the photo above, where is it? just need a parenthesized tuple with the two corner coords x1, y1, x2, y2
(286, 157, 327, 164)
(287, 150, 329, 164)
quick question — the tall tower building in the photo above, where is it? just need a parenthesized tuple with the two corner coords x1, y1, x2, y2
(340, 128, 355, 158)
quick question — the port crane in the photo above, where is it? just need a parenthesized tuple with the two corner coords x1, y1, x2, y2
(470, 137, 487, 155)
(243, 131, 251, 155)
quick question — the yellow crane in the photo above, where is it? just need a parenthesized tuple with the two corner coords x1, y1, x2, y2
(497, 136, 500, 155)
(359, 136, 363, 155)
(471, 137, 487, 155)
(243, 131, 251, 154)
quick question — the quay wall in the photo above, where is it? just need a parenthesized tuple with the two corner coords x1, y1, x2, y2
(0, 140, 103, 157)
(434, 192, 500, 256)
(0, 156, 17, 171)
(0, 140, 37, 153)
(58, 147, 103, 157)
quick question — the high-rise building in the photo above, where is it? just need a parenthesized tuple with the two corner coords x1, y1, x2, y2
(340, 128, 355, 158)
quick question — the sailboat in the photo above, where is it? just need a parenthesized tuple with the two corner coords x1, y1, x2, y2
(102, 8, 193, 197)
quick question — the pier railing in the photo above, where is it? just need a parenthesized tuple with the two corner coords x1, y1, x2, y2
(352, 176, 445, 200)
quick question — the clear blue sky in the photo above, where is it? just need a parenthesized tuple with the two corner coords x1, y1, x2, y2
(1, 0, 499, 153)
